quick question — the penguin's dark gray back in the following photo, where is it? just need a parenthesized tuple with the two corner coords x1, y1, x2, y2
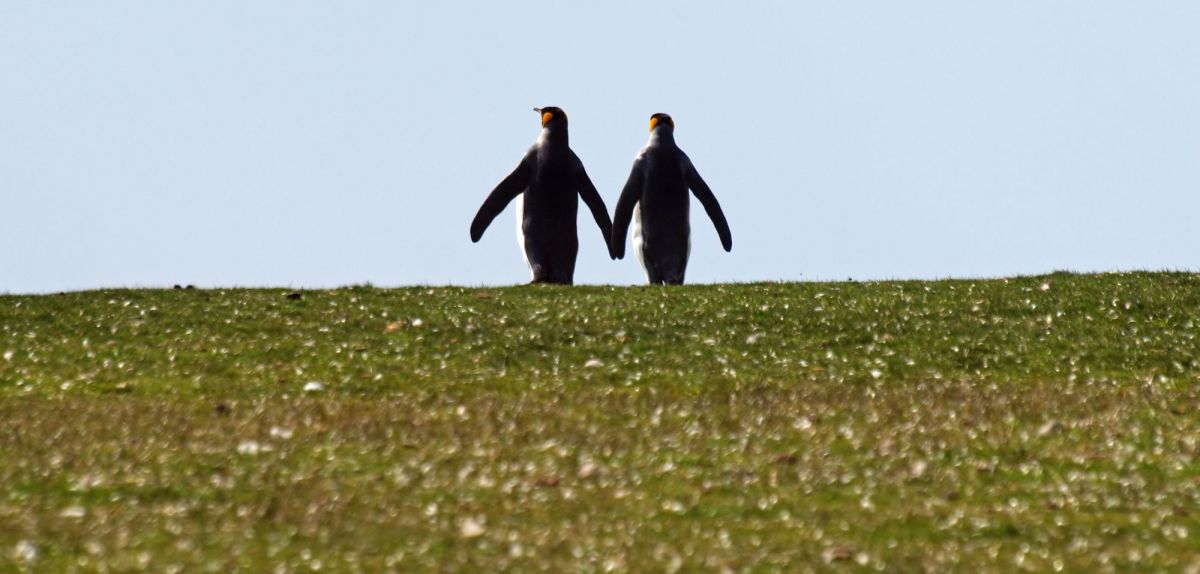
(523, 140, 579, 230)
(639, 143, 690, 224)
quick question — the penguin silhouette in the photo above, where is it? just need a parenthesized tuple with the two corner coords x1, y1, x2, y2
(471, 107, 614, 284)
(612, 113, 731, 284)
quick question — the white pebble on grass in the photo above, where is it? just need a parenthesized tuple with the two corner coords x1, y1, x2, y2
(303, 381, 325, 393)
(59, 506, 85, 519)
(578, 462, 601, 479)
(1037, 420, 1063, 437)
(269, 426, 294, 440)
(237, 441, 272, 455)
(14, 540, 37, 562)
(459, 518, 485, 539)
(910, 460, 928, 479)
(584, 358, 604, 368)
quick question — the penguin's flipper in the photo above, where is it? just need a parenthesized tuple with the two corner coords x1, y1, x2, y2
(471, 153, 533, 242)
(610, 157, 645, 260)
(684, 159, 732, 252)
(573, 154, 615, 258)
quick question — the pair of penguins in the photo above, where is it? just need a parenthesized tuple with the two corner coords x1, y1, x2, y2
(470, 107, 733, 285)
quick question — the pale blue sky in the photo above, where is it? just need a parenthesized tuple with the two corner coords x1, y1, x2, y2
(2, 2, 1197, 293)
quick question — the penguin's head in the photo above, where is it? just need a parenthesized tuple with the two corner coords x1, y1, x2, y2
(534, 106, 567, 128)
(649, 113, 675, 132)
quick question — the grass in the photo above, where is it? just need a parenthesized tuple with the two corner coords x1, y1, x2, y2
(2, 272, 1199, 572)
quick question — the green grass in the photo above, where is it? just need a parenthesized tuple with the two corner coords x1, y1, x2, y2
(2, 272, 1199, 572)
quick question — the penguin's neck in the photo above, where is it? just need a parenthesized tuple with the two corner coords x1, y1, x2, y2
(648, 127, 676, 147)
(538, 125, 569, 147)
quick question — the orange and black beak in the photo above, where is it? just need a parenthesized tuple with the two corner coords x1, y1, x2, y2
(534, 107, 554, 127)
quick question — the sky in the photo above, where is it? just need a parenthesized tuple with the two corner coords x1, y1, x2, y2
(2, 1, 1198, 293)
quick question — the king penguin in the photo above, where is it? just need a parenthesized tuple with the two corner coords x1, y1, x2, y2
(470, 107, 614, 285)
(611, 113, 732, 285)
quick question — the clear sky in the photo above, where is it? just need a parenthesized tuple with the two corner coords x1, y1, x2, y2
(2, 2, 1198, 293)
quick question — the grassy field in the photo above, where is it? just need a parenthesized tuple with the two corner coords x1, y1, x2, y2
(2, 272, 1199, 572)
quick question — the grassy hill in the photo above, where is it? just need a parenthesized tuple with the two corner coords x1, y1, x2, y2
(2, 273, 1199, 571)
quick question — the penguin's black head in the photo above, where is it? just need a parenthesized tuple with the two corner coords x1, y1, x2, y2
(534, 106, 567, 128)
(649, 113, 674, 132)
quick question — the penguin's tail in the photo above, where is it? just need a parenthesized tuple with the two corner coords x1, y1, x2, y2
(660, 258, 686, 286)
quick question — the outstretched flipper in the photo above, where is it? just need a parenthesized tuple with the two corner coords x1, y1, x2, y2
(573, 154, 615, 258)
(610, 156, 645, 259)
(684, 157, 732, 252)
(470, 152, 533, 242)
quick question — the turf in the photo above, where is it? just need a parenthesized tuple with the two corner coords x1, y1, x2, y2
(2, 272, 1199, 572)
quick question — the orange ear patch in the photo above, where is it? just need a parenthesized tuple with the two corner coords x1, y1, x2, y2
(649, 117, 659, 131)
(542, 111, 554, 126)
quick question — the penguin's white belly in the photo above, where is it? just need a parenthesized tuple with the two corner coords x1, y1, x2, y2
(515, 194, 532, 279)
(632, 203, 649, 282)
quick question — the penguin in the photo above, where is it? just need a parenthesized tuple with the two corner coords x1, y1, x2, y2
(611, 113, 732, 285)
(470, 107, 614, 284)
